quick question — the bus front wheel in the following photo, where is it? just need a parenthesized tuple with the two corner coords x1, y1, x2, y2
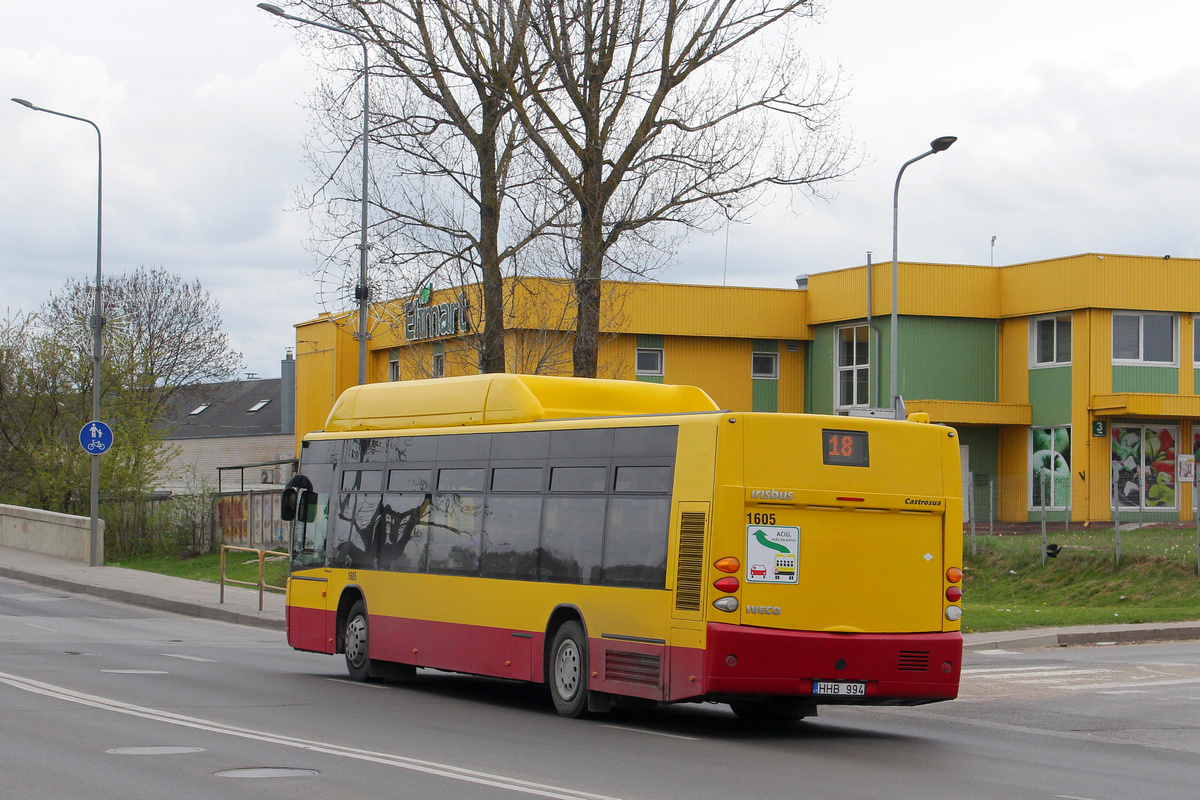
(344, 600, 371, 682)
(549, 621, 589, 718)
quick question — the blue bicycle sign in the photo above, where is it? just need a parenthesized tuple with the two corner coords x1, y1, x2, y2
(79, 421, 114, 455)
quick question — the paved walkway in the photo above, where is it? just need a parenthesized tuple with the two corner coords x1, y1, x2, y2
(2, 545, 1199, 649)
(0, 545, 284, 631)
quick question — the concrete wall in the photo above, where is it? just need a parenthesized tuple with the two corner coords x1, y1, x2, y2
(0, 504, 102, 563)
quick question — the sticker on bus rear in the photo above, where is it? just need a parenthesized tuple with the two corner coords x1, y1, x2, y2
(746, 525, 800, 583)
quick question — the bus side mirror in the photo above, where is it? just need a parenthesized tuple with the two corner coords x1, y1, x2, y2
(299, 489, 318, 524)
(281, 486, 299, 521)
(281, 474, 315, 522)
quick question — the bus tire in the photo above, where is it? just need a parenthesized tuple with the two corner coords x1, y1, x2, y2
(343, 600, 372, 682)
(549, 621, 589, 718)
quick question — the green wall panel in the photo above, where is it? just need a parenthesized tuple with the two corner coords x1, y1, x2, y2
(1112, 366, 1178, 394)
(1029, 367, 1071, 426)
(752, 379, 778, 412)
(898, 316, 997, 402)
(809, 327, 835, 415)
(956, 425, 999, 480)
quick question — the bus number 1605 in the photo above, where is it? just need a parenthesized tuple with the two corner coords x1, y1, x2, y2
(747, 512, 776, 525)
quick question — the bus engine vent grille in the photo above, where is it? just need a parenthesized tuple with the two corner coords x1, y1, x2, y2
(897, 651, 930, 672)
(675, 511, 706, 611)
(605, 650, 662, 687)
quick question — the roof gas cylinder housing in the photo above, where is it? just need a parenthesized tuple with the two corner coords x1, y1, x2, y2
(323, 374, 721, 432)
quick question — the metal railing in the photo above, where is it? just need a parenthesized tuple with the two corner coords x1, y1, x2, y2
(219, 545, 286, 611)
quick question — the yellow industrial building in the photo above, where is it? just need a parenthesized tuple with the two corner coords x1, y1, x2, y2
(294, 253, 1200, 523)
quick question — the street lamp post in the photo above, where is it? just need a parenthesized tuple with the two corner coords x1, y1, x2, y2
(890, 135, 957, 415)
(12, 97, 105, 566)
(259, 3, 372, 385)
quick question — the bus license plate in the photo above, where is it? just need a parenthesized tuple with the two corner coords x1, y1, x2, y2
(812, 681, 866, 696)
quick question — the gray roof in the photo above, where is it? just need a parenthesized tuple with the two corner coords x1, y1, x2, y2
(158, 379, 289, 440)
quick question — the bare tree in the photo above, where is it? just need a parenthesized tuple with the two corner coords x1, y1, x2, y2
(295, 0, 571, 373)
(42, 266, 243, 417)
(497, 0, 854, 376)
(0, 268, 242, 513)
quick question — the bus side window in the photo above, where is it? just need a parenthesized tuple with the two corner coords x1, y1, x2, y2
(378, 493, 431, 572)
(480, 495, 541, 580)
(602, 496, 670, 588)
(426, 493, 483, 575)
(330, 489, 382, 570)
(540, 496, 605, 584)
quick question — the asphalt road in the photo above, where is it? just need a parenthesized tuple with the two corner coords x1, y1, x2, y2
(2, 576, 1199, 800)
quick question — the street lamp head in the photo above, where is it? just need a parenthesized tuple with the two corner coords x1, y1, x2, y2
(930, 136, 957, 153)
(11, 98, 35, 109)
(257, 3, 287, 16)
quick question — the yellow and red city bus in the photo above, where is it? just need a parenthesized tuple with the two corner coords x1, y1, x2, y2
(282, 374, 964, 719)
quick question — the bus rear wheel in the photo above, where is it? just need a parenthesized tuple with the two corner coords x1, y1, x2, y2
(549, 621, 589, 718)
(343, 600, 371, 682)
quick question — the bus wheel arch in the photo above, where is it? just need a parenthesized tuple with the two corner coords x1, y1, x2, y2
(334, 588, 365, 655)
(335, 589, 375, 683)
(544, 606, 590, 718)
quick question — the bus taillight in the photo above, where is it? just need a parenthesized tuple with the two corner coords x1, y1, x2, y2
(714, 556, 740, 573)
(714, 576, 740, 593)
(945, 586, 963, 602)
(946, 567, 963, 583)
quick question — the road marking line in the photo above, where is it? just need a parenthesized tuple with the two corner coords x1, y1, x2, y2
(0, 670, 624, 800)
(1053, 795, 1097, 800)
(24, 623, 58, 633)
(874, 706, 1200, 756)
(962, 666, 1082, 675)
(1069, 677, 1200, 691)
(973, 670, 1108, 680)
(1097, 690, 1146, 695)
(160, 654, 218, 663)
(599, 724, 700, 741)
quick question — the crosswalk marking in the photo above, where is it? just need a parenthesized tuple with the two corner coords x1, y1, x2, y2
(981, 669, 1108, 680)
(962, 665, 1083, 675)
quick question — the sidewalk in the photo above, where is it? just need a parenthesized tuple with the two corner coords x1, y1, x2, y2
(0, 545, 284, 631)
(2, 545, 1199, 649)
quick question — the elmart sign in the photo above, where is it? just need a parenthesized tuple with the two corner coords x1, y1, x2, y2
(404, 291, 470, 342)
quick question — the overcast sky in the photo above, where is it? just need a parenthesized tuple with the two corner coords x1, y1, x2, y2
(5, 1, 1200, 378)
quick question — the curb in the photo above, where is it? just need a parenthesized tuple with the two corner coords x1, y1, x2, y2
(0, 565, 286, 632)
(964, 625, 1200, 651)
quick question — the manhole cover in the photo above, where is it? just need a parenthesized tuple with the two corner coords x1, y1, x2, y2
(100, 670, 169, 675)
(108, 746, 206, 755)
(216, 768, 319, 778)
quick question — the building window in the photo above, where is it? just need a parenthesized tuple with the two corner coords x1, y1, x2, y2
(1112, 312, 1175, 364)
(635, 347, 664, 376)
(837, 324, 870, 409)
(1031, 314, 1071, 366)
(751, 351, 778, 380)
(1030, 427, 1071, 510)
(389, 359, 400, 382)
(247, 399, 271, 413)
(1112, 425, 1177, 510)
(1194, 315, 1200, 366)
(432, 353, 445, 378)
